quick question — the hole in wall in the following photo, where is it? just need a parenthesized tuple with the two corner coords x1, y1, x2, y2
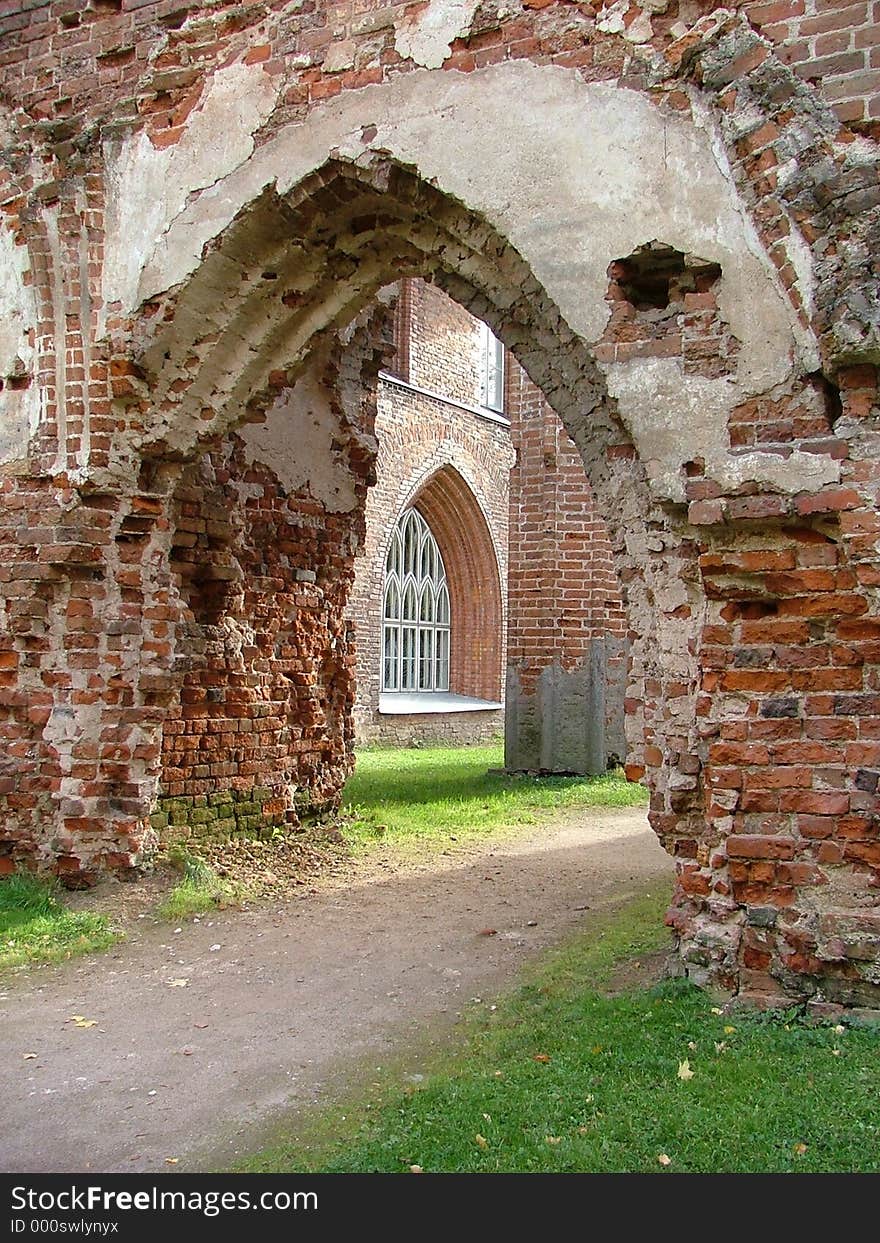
(609, 242, 722, 312)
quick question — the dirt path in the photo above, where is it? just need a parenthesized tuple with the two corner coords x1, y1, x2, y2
(0, 809, 672, 1174)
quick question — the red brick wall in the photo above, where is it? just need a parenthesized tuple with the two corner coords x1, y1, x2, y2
(157, 434, 360, 836)
(507, 360, 626, 684)
(350, 279, 511, 745)
(0, 2, 876, 139)
(506, 355, 627, 765)
(745, 0, 880, 128)
(405, 280, 488, 408)
(1, 0, 879, 1006)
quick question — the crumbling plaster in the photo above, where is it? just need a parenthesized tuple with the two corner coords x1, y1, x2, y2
(100, 59, 283, 340)
(394, 0, 482, 71)
(0, 222, 39, 470)
(104, 59, 828, 504)
(240, 360, 362, 513)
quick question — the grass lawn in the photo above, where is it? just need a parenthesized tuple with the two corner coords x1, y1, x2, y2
(242, 889, 880, 1175)
(342, 742, 647, 849)
(0, 873, 117, 970)
(155, 849, 238, 921)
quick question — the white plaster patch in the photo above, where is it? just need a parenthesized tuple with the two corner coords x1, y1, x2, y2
(606, 357, 840, 501)
(624, 10, 654, 43)
(0, 223, 39, 468)
(689, 92, 818, 372)
(240, 370, 359, 512)
(394, 0, 480, 70)
(131, 64, 811, 379)
(596, 1, 627, 35)
(107, 61, 828, 500)
(101, 59, 282, 330)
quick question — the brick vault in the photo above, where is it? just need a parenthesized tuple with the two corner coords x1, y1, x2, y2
(1, 0, 879, 1007)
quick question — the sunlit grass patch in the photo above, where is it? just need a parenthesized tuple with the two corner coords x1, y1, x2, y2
(241, 886, 880, 1175)
(342, 742, 647, 850)
(156, 849, 238, 920)
(0, 872, 116, 969)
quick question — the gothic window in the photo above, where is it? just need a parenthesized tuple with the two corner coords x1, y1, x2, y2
(479, 321, 505, 413)
(382, 509, 450, 692)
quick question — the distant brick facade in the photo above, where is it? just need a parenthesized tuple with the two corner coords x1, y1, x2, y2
(349, 280, 512, 746)
(349, 279, 627, 754)
(506, 361, 628, 770)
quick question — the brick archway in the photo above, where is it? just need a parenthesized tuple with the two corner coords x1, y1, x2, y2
(1, 11, 879, 1004)
(411, 465, 504, 705)
(108, 152, 692, 899)
(108, 144, 880, 1006)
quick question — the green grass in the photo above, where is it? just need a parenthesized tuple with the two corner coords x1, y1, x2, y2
(156, 850, 237, 920)
(242, 889, 880, 1174)
(0, 872, 116, 969)
(342, 743, 647, 849)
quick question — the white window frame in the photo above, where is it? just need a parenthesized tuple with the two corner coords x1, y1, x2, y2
(479, 321, 505, 414)
(382, 509, 450, 693)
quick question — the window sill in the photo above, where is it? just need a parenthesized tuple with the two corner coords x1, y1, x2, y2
(378, 372, 510, 427)
(378, 692, 503, 715)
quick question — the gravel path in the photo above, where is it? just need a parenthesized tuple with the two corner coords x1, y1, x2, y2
(0, 809, 672, 1173)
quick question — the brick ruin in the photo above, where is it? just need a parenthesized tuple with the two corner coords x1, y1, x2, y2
(1, 0, 879, 1009)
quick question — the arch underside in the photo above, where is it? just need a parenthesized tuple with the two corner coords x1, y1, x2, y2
(131, 156, 613, 471)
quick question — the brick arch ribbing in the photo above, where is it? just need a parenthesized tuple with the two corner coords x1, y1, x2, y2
(122, 154, 614, 472)
(409, 466, 503, 704)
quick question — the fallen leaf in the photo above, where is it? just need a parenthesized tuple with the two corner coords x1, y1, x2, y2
(67, 1016, 98, 1029)
(687, 1040, 697, 1051)
(474, 1134, 488, 1149)
(677, 1059, 695, 1081)
(478, 928, 497, 937)
(164, 1158, 179, 1166)
(167, 979, 188, 988)
(23, 1053, 37, 1060)
(714, 1041, 728, 1054)
(658, 1153, 672, 1166)
(533, 1053, 551, 1063)
(545, 1136, 562, 1145)
(577, 1126, 590, 1136)
(181, 1048, 194, 1057)
(194, 1023, 209, 1030)
(591, 1045, 603, 1055)
(723, 1025, 736, 1035)
(482, 1113, 491, 1122)
(710, 1007, 724, 1016)
(831, 1047, 841, 1057)
(832, 1024, 846, 1035)
(409, 1165, 423, 1174)
(793, 1142, 807, 1156)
